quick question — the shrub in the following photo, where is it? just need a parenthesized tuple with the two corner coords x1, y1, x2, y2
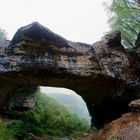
(0, 121, 12, 140)
(7, 121, 26, 137)
(4, 88, 90, 138)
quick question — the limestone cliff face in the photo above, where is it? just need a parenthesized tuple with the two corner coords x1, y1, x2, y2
(0, 22, 140, 127)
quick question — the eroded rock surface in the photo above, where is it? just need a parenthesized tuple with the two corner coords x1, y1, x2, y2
(91, 100, 140, 140)
(129, 99, 140, 112)
(0, 22, 140, 127)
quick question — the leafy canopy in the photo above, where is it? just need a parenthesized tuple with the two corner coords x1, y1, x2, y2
(105, 0, 140, 48)
(7, 89, 90, 138)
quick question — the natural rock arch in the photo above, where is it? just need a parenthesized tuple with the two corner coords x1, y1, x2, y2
(0, 22, 140, 127)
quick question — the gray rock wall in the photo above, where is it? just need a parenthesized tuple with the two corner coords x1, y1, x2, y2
(0, 22, 140, 127)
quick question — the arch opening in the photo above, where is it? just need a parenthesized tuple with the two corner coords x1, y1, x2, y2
(40, 86, 91, 124)
(1, 85, 92, 138)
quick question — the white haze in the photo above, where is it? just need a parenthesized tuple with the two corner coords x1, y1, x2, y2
(0, 0, 109, 44)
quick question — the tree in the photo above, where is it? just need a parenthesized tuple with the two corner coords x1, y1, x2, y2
(8, 90, 90, 138)
(105, 0, 140, 48)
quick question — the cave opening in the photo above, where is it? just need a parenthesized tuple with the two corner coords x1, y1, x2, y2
(40, 86, 92, 124)
(2, 85, 92, 138)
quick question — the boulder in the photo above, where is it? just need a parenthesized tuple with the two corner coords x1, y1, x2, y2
(129, 99, 140, 112)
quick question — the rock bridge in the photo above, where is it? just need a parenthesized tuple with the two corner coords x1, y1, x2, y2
(0, 22, 140, 127)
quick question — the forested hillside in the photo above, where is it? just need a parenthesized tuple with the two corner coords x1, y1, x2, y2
(46, 92, 91, 123)
(0, 89, 90, 139)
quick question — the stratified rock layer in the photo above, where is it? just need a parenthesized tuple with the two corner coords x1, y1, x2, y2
(0, 22, 140, 127)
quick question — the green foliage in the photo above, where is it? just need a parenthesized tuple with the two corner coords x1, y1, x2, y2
(105, 0, 140, 48)
(29, 89, 89, 136)
(0, 121, 12, 140)
(46, 92, 91, 123)
(7, 121, 26, 137)
(5, 89, 90, 138)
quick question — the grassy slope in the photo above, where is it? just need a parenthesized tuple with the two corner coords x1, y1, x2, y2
(0, 90, 90, 139)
